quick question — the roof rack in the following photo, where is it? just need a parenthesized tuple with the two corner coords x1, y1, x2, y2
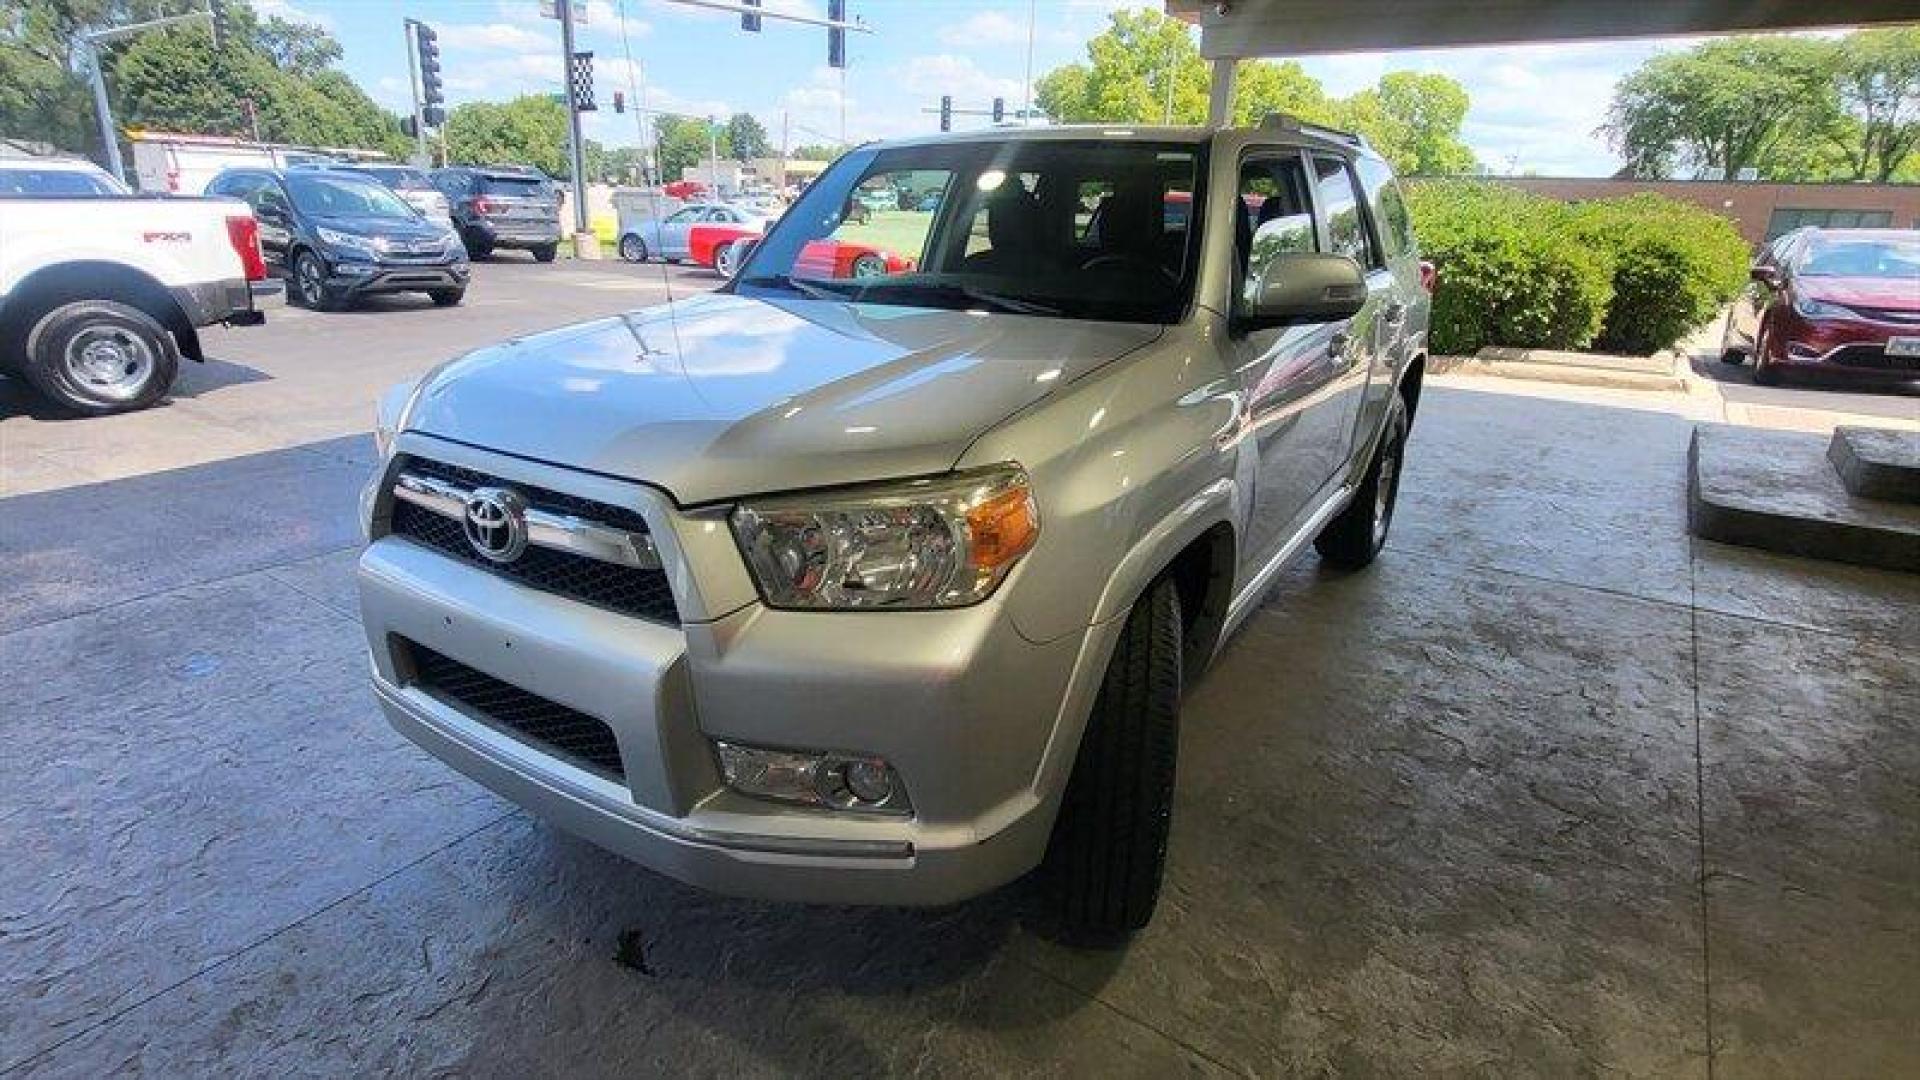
(1259, 113, 1367, 149)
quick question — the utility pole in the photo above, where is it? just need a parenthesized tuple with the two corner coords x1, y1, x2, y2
(1022, 0, 1036, 127)
(707, 117, 720, 195)
(779, 110, 789, 192)
(558, 0, 593, 255)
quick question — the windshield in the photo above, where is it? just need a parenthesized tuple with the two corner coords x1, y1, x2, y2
(1798, 235, 1920, 280)
(736, 139, 1206, 324)
(0, 167, 126, 197)
(362, 167, 434, 191)
(287, 173, 417, 218)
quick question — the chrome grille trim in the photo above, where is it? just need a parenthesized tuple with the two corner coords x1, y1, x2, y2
(393, 470, 663, 571)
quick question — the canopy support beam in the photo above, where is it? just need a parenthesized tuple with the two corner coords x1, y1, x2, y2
(1206, 56, 1237, 128)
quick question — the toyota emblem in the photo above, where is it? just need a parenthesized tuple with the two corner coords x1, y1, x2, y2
(463, 486, 529, 563)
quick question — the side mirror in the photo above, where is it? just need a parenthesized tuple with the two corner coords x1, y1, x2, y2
(1750, 264, 1781, 287)
(1241, 252, 1368, 331)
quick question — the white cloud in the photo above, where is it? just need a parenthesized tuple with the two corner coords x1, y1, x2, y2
(439, 22, 551, 52)
(251, 0, 332, 30)
(894, 54, 1024, 102)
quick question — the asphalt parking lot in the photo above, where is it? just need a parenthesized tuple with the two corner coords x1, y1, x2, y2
(3, 264, 1917, 1077)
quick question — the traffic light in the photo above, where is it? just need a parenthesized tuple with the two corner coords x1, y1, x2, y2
(827, 0, 846, 69)
(992, 97, 1004, 123)
(939, 95, 952, 132)
(423, 105, 445, 128)
(741, 0, 761, 32)
(401, 115, 418, 138)
(209, 0, 232, 51)
(414, 22, 443, 107)
(613, 90, 625, 114)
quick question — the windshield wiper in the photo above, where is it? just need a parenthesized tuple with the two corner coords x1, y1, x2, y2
(739, 274, 858, 302)
(955, 285, 1060, 317)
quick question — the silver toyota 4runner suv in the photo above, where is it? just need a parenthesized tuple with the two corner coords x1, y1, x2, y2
(358, 118, 1431, 934)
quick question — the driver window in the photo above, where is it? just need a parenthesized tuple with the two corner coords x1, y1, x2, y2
(665, 208, 700, 224)
(254, 183, 289, 215)
(797, 167, 947, 280)
(1237, 154, 1317, 308)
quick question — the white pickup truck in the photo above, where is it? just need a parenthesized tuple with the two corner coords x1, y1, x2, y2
(0, 157, 281, 415)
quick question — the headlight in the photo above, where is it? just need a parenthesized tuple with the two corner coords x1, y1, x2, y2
(730, 464, 1039, 610)
(317, 227, 381, 257)
(1793, 293, 1849, 320)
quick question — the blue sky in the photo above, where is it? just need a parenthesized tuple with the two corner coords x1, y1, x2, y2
(255, 0, 1697, 176)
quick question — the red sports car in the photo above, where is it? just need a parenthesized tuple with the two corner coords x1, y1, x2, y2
(795, 239, 916, 279)
(1723, 227, 1920, 386)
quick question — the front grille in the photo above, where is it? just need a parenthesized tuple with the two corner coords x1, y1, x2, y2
(1829, 344, 1920, 373)
(386, 457, 680, 625)
(1845, 305, 1920, 326)
(405, 640, 626, 782)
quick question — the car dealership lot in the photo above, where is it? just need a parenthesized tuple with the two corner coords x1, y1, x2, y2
(3, 274, 1917, 1076)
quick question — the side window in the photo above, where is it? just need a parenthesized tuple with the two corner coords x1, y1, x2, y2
(1236, 153, 1317, 307)
(665, 208, 701, 224)
(254, 181, 289, 214)
(1354, 156, 1413, 260)
(1312, 154, 1377, 268)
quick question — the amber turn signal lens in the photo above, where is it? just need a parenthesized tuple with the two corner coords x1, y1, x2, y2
(966, 485, 1040, 569)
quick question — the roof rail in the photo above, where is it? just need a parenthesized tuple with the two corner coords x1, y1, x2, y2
(1259, 112, 1367, 149)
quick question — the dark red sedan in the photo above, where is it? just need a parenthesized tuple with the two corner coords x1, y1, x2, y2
(1722, 228, 1920, 386)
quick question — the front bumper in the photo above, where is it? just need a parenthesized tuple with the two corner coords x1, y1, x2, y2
(328, 259, 470, 296)
(355, 436, 1106, 905)
(1765, 310, 1920, 381)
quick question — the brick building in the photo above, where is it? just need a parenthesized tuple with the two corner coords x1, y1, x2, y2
(1486, 177, 1920, 247)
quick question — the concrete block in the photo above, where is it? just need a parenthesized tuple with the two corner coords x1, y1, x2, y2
(1828, 425, 1920, 504)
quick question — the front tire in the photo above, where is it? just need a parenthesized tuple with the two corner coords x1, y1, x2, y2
(21, 300, 180, 416)
(428, 287, 465, 307)
(1315, 390, 1410, 570)
(531, 244, 558, 263)
(291, 250, 342, 311)
(618, 234, 648, 262)
(1043, 577, 1183, 937)
(1752, 324, 1781, 386)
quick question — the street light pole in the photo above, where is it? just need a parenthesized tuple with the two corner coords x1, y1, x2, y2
(558, 0, 592, 251)
(83, 40, 125, 183)
(708, 117, 720, 195)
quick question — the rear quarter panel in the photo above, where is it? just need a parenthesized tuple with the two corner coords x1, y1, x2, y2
(0, 197, 251, 299)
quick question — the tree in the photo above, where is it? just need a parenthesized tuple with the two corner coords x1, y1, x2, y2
(654, 114, 728, 181)
(725, 112, 770, 162)
(1034, 9, 1475, 175)
(1339, 72, 1476, 176)
(1604, 36, 1838, 179)
(1, 1, 193, 159)
(789, 142, 842, 162)
(1831, 27, 1920, 182)
(445, 95, 571, 178)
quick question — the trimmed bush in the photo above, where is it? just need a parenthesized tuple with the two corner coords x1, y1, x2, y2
(1405, 182, 1611, 355)
(1407, 182, 1750, 357)
(1567, 195, 1750, 355)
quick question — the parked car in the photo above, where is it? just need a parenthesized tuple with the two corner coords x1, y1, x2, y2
(357, 120, 1431, 934)
(328, 163, 453, 224)
(431, 165, 562, 262)
(616, 203, 770, 264)
(794, 238, 915, 279)
(1, 166, 277, 414)
(0, 156, 129, 197)
(1723, 227, 1920, 386)
(206, 168, 468, 311)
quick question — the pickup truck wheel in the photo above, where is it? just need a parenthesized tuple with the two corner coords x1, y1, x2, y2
(1314, 390, 1409, 570)
(22, 300, 179, 416)
(531, 244, 558, 263)
(1044, 576, 1182, 937)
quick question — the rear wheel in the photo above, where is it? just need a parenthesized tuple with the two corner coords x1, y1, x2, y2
(1043, 576, 1183, 937)
(463, 231, 494, 260)
(618, 234, 648, 262)
(1719, 310, 1746, 364)
(21, 300, 179, 416)
(531, 244, 558, 263)
(1315, 390, 1410, 570)
(715, 241, 741, 279)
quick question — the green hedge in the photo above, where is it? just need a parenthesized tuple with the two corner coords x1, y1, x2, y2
(1406, 182, 1749, 357)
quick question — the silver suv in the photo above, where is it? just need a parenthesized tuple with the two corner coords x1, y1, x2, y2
(358, 119, 1431, 934)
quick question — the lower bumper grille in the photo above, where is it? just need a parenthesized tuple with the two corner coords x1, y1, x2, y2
(1829, 345, 1920, 373)
(405, 640, 626, 783)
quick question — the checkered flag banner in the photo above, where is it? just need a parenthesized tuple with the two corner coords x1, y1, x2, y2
(569, 51, 596, 112)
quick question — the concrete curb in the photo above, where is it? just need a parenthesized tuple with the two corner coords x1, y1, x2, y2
(1688, 426, 1920, 574)
(1440, 348, 1688, 392)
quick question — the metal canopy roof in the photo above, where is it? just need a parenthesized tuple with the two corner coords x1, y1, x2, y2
(1168, 0, 1920, 59)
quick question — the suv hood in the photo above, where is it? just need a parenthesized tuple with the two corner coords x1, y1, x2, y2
(404, 293, 1162, 505)
(314, 214, 447, 241)
(1799, 276, 1920, 312)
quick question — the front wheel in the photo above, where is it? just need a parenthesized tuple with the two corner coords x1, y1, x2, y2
(21, 299, 180, 416)
(1043, 576, 1183, 937)
(1752, 324, 1781, 386)
(1315, 390, 1409, 570)
(428, 287, 465, 307)
(531, 244, 558, 263)
(618, 234, 648, 262)
(291, 250, 342, 311)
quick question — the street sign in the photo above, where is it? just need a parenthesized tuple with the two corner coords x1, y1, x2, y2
(539, 0, 587, 26)
(570, 51, 596, 111)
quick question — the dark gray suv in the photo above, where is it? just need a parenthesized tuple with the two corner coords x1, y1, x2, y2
(431, 165, 563, 262)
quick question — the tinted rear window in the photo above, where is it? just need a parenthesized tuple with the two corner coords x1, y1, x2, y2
(478, 176, 551, 197)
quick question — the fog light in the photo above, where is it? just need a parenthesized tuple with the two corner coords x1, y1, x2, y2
(714, 741, 910, 814)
